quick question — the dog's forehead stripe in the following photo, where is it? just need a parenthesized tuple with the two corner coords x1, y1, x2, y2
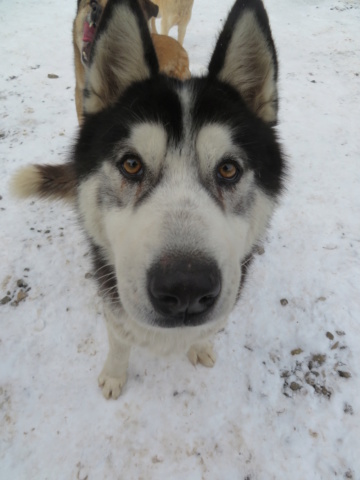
(121, 77, 184, 145)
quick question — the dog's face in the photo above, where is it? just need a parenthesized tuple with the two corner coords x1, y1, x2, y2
(75, 0, 285, 330)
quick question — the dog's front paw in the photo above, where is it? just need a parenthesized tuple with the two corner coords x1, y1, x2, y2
(98, 372, 127, 400)
(187, 343, 216, 368)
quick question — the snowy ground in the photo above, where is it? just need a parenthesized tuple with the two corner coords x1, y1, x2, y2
(1, 0, 360, 478)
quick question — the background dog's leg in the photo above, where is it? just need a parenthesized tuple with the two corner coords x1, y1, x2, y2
(187, 342, 216, 368)
(177, 22, 187, 46)
(160, 16, 170, 36)
(98, 305, 131, 399)
(150, 16, 158, 34)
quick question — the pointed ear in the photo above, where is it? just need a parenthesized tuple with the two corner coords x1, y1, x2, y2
(208, 0, 278, 124)
(84, 0, 159, 115)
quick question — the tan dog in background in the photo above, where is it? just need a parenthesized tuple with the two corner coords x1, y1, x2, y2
(74, 0, 190, 123)
(150, 0, 194, 45)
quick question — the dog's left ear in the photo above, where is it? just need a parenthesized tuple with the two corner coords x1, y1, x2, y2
(84, 0, 159, 115)
(208, 0, 278, 124)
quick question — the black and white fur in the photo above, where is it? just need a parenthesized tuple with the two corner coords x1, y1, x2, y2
(13, 0, 286, 399)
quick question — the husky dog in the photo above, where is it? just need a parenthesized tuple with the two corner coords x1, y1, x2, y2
(12, 0, 285, 399)
(150, 0, 194, 45)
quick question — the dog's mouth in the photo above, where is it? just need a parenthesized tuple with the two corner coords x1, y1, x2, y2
(81, 1, 102, 66)
(81, 21, 96, 66)
(152, 311, 212, 329)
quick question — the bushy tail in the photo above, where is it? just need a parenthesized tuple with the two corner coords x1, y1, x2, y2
(10, 163, 77, 201)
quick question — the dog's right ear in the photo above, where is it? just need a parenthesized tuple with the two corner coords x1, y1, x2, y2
(208, 0, 278, 124)
(83, 0, 159, 115)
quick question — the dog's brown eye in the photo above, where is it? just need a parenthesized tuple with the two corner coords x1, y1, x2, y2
(119, 155, 144, 180)
(218, 163, 237, 179)
(216, 160, 242, 184)
(123, 159, 142, 175)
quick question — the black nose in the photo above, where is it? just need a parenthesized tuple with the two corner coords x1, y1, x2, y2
(147, 255, 221, 327)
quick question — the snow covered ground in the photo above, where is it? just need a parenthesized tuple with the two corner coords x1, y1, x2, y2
(1, 0, 360, 478)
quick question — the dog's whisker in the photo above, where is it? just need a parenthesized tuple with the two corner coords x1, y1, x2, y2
(92, 269, 116, 280)
(99, 284, 118, 295)
(92, 262, 115, 274)
(241, 256, 253, 268)
(93, 265, 115, 274)
(95, 272, 117, 283)
(99, 279, 117, 290)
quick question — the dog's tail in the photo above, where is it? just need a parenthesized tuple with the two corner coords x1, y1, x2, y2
(10, 163, 77, 201)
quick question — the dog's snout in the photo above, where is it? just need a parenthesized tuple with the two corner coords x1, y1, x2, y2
(148, 256, 221, 326)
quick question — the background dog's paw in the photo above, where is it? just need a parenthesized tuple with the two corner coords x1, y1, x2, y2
(187, 343, 216, 368)
(98, 373, 127, 400)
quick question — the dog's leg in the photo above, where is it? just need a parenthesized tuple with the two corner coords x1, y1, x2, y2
(160, 16, 171, 36)
(150, 16, 158, 33)
(177, 22, 187, 46)
(98, 305, 131, 399)
(187, 342, 216, 368)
